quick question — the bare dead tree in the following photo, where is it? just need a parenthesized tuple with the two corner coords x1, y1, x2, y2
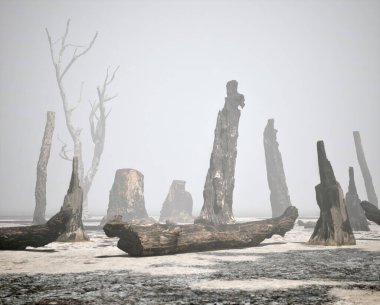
(46, 19, 118, 218)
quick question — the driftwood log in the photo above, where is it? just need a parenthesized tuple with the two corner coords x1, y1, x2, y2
(104, 206, 298, 257)
(360, 201, 380, 225)
(0, 209, 71, 250)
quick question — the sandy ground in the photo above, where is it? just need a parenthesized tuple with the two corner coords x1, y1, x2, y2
(0, 218, 379, 304)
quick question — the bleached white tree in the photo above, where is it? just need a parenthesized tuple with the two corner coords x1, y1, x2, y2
(46, 19, 118, 218)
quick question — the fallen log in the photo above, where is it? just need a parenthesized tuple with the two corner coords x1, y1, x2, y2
(103, 206, 298, 257)
(0, 209, 71, 250)
(297, 220, 316, 229)
(360, 201, 380, 225)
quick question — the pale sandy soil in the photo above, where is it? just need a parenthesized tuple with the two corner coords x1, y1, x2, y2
(0, 218, 379, 304)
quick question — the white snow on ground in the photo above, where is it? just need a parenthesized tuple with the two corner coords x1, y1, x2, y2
(0, 219, 379, 276)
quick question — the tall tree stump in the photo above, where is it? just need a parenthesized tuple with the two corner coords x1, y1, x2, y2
(57, 157, 89, 241)
(345, 167, 369, 231)
(353, 131, 378, 207)
(308, 141, 355, 246)
(195, 80, 245, 225)
(159, 180, 193, 223)
(263, 118, 292, 217)
(33, 111, 55, 224)
(101, 169, 154, 226)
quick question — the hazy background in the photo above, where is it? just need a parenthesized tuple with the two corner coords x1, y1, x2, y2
(0, 0, 379, 217)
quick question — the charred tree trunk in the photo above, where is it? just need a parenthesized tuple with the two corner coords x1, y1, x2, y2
(104, 206, 298, 257)
(195, 80, 245, 225)
(33, 111, 55, 224)
(360, 201, 380, 225)
(309, 141, 355, 246)
(353, 131, 378, 207)
(0, 209, 71, 250)
(159, 180, 193, 223)
(345, 167, 369, 231)
(100, 169, 154, 226)
(57, 157, 89, 241)
(263, 119, 292, 217)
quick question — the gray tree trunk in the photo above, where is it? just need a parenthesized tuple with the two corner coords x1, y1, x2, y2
(353, 131, 378, 207)
(345, 167, 369, 231)
(159, 180, 193, 223)
(104, 206, 298, 257)
(195, 80, 245, 225)
(57, 157, 89, 241)
(263, 119, 292, 217)
(33, 111, 55, 224)
(100, 169, 154, 226)
(309, 141, 355, 246)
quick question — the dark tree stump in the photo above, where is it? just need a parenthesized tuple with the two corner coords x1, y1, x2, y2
(345, 167, 369, 231)
(159, 180, 193, 223)
(360, 201, 380, 225)
(33, 111, 55, 224)
(263, 119, 292, 217)
(308, 141, 355, 246)
(104, 206, 298, 257)
(101, 169, 154, 226)
(0, 209, 71, 250)
(353, 131, 378, 207)
(195, 80, 245, 225)
(57, 157, 89, 242)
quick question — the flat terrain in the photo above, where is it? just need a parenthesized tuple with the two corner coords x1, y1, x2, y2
(0, 218, 379, 304)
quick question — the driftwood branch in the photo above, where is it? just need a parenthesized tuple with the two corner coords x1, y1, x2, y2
(360, 201, 380, 225)
(0, 209, 71, 250)
(103, 206, 298, 257)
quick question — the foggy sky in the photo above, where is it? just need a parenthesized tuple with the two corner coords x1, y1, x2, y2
(0, 0, 379, 217)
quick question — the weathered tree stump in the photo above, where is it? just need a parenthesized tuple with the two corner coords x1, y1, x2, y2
(33, 111, 55, 224)
(308, 141, 355, 246)
(101, 169, 154, 226)
(263, 118, 292, 217)
(360, 201, 380, 225)
(0, 209, 71, 250)
(345, 167, 369, 231)
(353, 131, 378, 207)
(195, 80, 245, 225)
(104, 206, 298, 257)
(57, 157, 89, 242)
(159, 180, 193, 223)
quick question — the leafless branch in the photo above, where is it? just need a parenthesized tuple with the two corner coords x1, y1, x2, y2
(59, 32, 98, 81)
(57, 136, 72, 161)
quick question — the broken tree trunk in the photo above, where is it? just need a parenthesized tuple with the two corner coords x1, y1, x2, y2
(57, 157, 89, 241)
(263, 118, 292, 217)
(195, 80, 245, 225)
(345, 167, 369, 231)
(104, 206, 298, 257)
(100, 169, 154, 226)
(33, 111, 55, 224)
(0, 209, 71, 250)
(309, 141, 355, 246)
(360, 201, 380, 225)
(159, 180, 193, 223)
(353, 131, 378, 207)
